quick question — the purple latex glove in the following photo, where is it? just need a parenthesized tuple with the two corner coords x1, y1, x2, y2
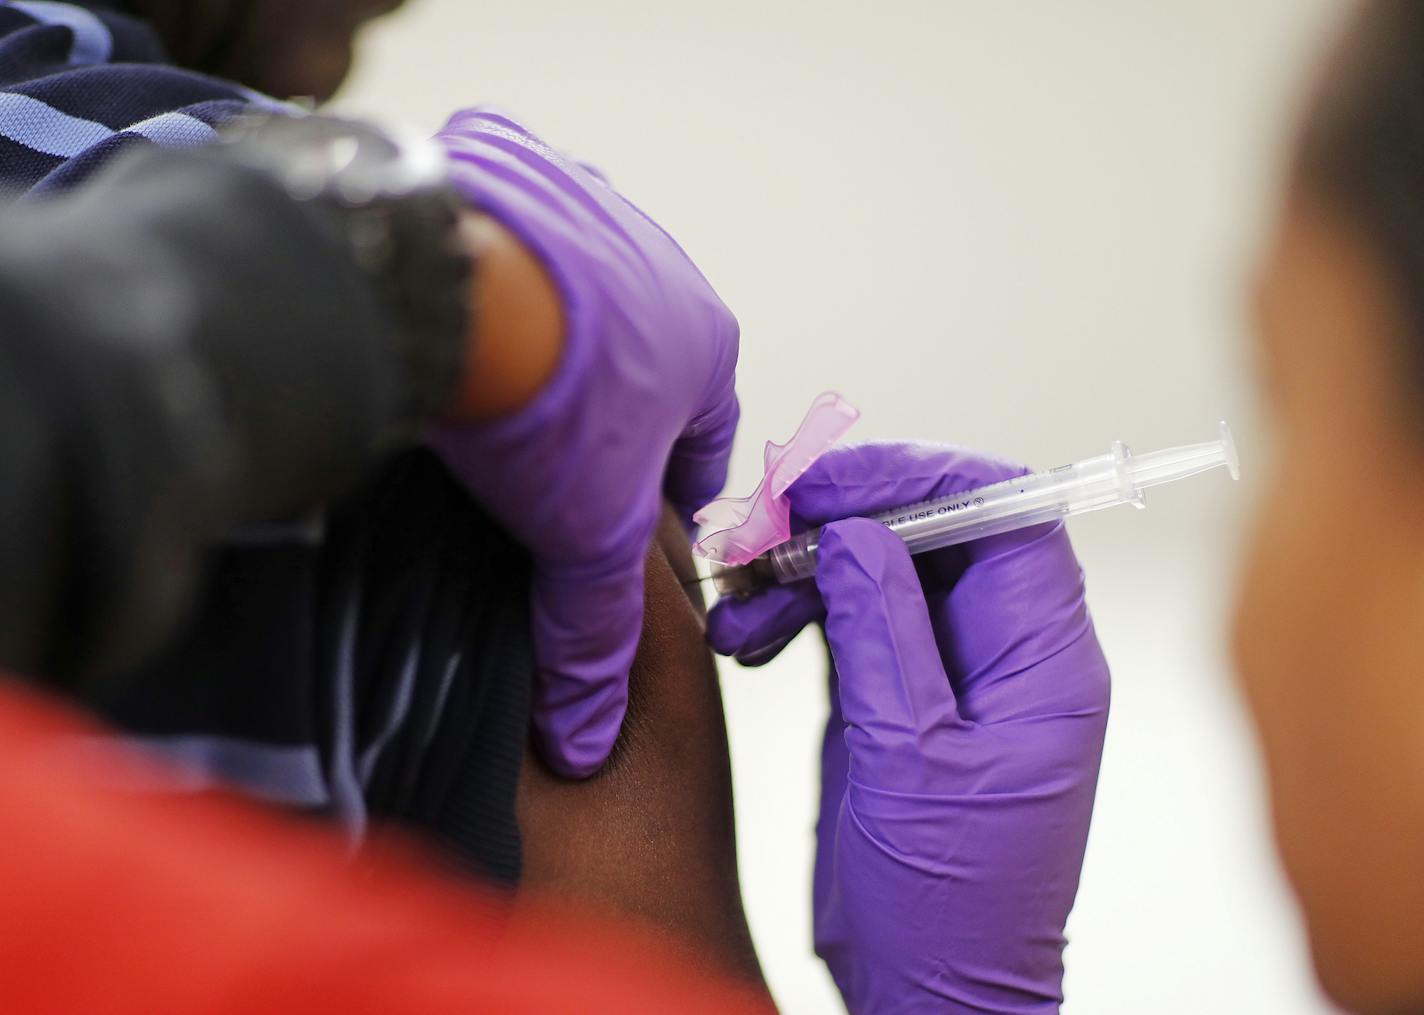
(709, 443, 1110, 1013)
(432, 109, 739, 777)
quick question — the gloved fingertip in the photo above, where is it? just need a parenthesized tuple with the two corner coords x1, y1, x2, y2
(706, 581, 823, 659)
(536, 739, 608, 779)
(735, 634, 795, 667)
(816, 517, 916, 584)
(527, 563, 643, 779)
(706, 598, 757, 655)
(530, 679, 628, 779)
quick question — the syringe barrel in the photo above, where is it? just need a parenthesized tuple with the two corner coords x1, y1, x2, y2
(763, 442, 1142, 586)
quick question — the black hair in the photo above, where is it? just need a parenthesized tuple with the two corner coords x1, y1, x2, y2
(1298, 0, 1424, 402)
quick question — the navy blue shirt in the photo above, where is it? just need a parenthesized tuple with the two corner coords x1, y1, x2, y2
(0, 0, 531, 884)
(0, 0, 292, 195)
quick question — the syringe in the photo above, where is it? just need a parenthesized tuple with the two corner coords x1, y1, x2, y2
(709, 421, 1239, 597)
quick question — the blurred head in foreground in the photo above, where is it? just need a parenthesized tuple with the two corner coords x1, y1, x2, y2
(125, 0, 406, 101)
(1236, 1, 1424, 1010)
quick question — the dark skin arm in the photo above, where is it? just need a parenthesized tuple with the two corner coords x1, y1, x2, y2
(517, 505, 767, 993)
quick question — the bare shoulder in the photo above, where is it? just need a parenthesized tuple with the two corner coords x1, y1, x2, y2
(517, 505, 766, 991)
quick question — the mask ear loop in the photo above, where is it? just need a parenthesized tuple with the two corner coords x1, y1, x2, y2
(691, 391, 859, 567)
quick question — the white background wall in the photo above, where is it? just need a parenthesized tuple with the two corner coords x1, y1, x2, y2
(337, 3, 1350, 1011)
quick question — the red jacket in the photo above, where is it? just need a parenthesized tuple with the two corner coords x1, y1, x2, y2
(0, 680, 772, 1013)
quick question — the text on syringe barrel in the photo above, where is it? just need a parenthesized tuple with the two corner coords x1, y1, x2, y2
(767, 450, 1137, 584)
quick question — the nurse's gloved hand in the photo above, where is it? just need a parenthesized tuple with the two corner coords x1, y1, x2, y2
(708, 444, 1110, 1013)
(431, 109, 739, 778)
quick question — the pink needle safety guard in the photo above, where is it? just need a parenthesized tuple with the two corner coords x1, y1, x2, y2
(691, 391, 860, 566)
